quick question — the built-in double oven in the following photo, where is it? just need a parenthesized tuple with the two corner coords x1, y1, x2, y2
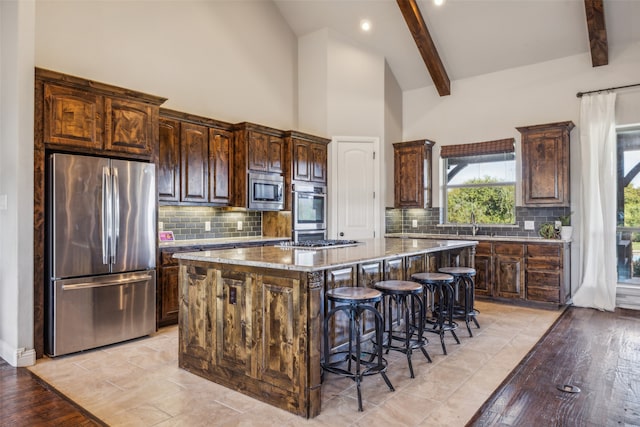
(292, 182, 327, 241)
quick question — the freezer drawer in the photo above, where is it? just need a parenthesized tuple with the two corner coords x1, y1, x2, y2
(48, 271, 156, 357)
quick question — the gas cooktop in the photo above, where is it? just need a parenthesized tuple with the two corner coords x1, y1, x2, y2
(279, 239, 360, 249)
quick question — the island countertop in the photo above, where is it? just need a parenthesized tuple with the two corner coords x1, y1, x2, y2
(173, 237, 478, 272)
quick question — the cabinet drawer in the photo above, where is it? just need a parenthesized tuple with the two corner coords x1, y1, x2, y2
(526, 286, 560, 303)
(494, 243, 524, 257)
(527, 244, 560, 258)
(476, 241, 492, 256)
(526, 271, 560, 288)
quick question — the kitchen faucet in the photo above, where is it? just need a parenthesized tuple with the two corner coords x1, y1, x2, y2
(471, 212, 478, 236)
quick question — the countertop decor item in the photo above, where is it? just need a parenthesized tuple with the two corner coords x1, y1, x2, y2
(559, 212, 573, 239)
(539, 222, 559, 239)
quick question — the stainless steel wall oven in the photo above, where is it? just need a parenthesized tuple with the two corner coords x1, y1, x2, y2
(292, 183, 327, 240)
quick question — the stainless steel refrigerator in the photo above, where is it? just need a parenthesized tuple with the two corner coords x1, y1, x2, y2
(46, 153, 156, 357)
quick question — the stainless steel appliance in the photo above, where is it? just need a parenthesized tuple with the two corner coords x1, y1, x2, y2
(46, 153, 156, 357)
(248, 172, 284, 211)
(293, 229, 327, 242)
(279, 239, 359, 249)
(292, 183, 327, 231)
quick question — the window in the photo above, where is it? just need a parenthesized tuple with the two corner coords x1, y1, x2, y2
(441, 139, 516, 225)
(616, 129, 640, 284)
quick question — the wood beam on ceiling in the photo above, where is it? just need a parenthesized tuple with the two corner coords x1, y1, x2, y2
(584, 0, 608, 67)
(397, 0, 450, 96)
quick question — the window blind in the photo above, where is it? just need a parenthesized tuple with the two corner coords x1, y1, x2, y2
(440, 138, 515, 158)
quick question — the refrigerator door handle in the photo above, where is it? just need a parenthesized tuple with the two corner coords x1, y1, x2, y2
(112, 167, 120, 264)
(102, 166, 111, 265)
(60, 273, 154, 291)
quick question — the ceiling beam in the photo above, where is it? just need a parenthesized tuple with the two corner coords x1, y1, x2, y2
(397, 0, 450, 96)
(584, 0, 608, 67)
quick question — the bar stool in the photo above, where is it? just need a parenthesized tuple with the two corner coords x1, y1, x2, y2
(322, 287, 394, 411)
(410, 272, 460, 355)
(374, 280, 432, 378)
(438, 267, 480, 337)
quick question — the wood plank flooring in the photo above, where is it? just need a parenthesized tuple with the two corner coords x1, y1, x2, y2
(1, 305, 638, 426)
(468, 306, 640, 426)
(0, 357, 104, 426)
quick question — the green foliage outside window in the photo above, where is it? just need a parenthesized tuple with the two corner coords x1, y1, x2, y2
(447, 177, 515, 224)
(623, 185, 640, 227)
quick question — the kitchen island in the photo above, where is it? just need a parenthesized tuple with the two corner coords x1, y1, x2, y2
(173, 237, 477, 418)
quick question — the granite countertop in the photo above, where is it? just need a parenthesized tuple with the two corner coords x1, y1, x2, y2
(173, 237, 478, 272)
(159, 236, 289, 249)
(385, 233, 570, 244)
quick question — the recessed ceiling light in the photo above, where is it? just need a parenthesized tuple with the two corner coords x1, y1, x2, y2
(434, 0, 444, 5)
(360, 19, 371, 32)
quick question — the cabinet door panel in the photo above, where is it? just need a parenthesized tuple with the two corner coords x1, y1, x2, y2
(179, 265, 213, 370)
(209, 128, 232, 205)
(159, 266, 180, 325)
(495, 256, 524, 299)
(181, 123, 209, 202)
(158, 118, 180, 201)
(215, 270, 250, 372)
(268, 136, 284, 173)
(293, 141, 311, 181)
(325, 266, 356, 352)
(310, 143, 327, 183)
(256, 274, 300, 392)
(358, 262, 383, 336)
(395, 147, 422, 207)
(105, 98, 154, 156)
(474, 255, 492, 296)
(405, 254, 426, 279)
(248, 131, 269, 172)
(384, 257, 404, 280)
(44, 83, 103, 149)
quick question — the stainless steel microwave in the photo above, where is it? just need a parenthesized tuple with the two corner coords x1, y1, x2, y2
(248, 172, 284, 211)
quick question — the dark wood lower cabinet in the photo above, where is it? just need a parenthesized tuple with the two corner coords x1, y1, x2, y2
(471, 239, 570, 305)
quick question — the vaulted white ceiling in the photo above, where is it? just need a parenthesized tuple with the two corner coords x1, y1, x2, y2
(274, 0, 640, 92)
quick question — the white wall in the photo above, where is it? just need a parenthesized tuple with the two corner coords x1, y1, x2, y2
(404, 40, 640, 301)
(0, 0, 36, 367)
(35, 0, 298, 129)
(384, 61, 403, 208)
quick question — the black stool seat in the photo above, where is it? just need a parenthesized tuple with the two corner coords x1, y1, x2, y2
(410, 272, 460, 355)
(374, 280, 431, 378)
(322, 286, 394, 411)
(439, 267, 480, 337)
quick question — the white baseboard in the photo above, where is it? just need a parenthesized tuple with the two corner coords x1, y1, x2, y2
(0, 340, 36, 367)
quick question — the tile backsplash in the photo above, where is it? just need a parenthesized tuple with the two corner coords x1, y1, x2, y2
(159, 206, 262, 240)
(385, 206, 571, 238)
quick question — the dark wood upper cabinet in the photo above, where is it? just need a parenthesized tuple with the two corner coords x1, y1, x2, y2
(286, 131, 330, 184)
(39, 69, 165, 160)
(181, 122, 209, 203)
(518, 121, 574, 207)
(393, 139, 435, 208)
(158, 118, 180, 202)
(233, 122, 285, 208)
(160, 109, 234, 206)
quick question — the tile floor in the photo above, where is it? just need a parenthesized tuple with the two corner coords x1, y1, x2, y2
(28, 301, 562, 427)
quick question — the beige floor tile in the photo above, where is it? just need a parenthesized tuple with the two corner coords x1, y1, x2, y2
(27, 301, 562, 427)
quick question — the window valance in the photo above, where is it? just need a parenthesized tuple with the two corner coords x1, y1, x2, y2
(440, 138, 515, 158)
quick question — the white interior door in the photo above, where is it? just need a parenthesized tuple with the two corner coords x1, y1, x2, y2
(330, 137, 381, 239)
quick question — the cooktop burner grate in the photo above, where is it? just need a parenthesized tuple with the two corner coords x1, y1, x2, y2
(279, 239, 360, 248)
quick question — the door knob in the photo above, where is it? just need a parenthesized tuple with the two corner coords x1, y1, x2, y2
(339, 232, 344, 237)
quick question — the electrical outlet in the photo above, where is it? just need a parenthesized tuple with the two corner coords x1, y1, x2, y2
(158, 221, 164, 231)
(524, 220, 534, 230)
(205, 221, 211, 231)
(412, 219, 418, 228)
(555, 220, 562, 229)
(237, 221, 243, 231)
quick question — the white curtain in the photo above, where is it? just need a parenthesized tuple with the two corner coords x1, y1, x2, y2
(573, 92, 617, 311)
